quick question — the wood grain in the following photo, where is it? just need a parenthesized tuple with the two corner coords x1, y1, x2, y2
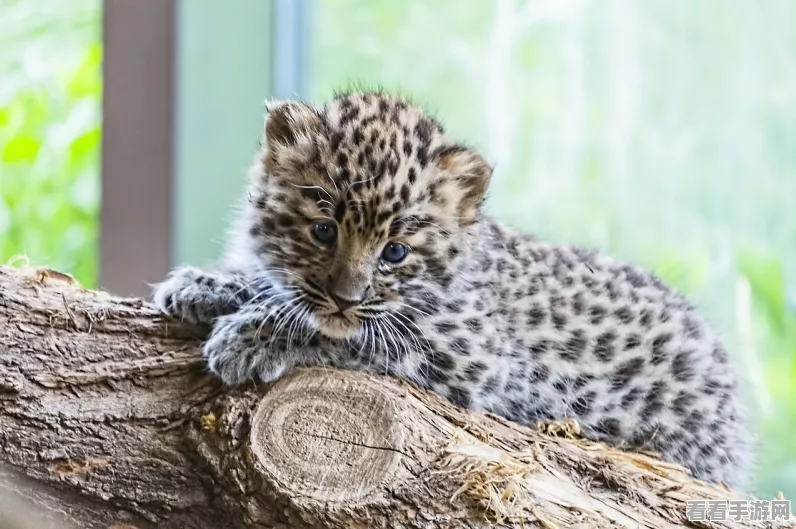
(0, 265, 788, 529)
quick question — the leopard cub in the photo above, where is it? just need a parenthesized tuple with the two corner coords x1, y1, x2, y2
(153, 91, 753, 489)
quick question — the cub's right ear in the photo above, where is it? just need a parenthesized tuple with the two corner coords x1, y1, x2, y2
(263, 99, 322, 149)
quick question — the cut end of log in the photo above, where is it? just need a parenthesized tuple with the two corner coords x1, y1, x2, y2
(250, 368, 405, 503)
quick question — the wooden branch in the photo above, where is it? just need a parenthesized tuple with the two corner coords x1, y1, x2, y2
(0, 265, 789, 529)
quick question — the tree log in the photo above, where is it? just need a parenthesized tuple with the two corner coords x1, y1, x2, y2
(0, 265, 791, 529)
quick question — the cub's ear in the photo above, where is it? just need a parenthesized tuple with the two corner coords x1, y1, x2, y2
(264, 99, 322, 148)
(435, 145, 493, 225)
(261, 99, 323, 173)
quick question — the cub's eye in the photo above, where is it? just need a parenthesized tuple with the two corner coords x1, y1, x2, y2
(381, 242, 409, 263)
(311, 222, 337, 245)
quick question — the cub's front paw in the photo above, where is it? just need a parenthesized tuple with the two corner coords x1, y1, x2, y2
(203, 312, 289, 386)
(151, 266, 246, 325)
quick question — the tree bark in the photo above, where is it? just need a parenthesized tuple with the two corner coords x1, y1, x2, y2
(0, 265, 790, 529)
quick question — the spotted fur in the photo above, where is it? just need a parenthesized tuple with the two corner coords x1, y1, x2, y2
(152, 91, 754, 489)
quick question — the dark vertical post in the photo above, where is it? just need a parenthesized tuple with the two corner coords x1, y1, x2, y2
(100, 0, 175, 297)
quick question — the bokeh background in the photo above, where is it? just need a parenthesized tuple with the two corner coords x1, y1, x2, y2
(1, 0, 794, 500)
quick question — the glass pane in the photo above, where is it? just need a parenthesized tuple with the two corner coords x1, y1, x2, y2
(310, 0, 796, 499)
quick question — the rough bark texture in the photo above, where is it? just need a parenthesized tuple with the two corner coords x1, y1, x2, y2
(0, 265, 792, 529)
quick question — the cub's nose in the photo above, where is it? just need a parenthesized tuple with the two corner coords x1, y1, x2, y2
(330, 292, 362, 312)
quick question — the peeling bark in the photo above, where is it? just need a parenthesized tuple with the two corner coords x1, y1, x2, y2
(0, 266, 790, 529)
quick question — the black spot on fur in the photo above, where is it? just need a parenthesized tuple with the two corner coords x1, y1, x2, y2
(640, 308, 654, 328)
(571, 391, 596, 416)
(566, 292, 581, 314)
(589, 304, 607, 325)
(526, 304, 547, 327)
(528, 364, 549, 383)
(593, 331, 617, 362)
(672, 390, 696, 414)
(399, 184, 411, 204)
(613, 306, 635, 324)
(551, 312, 567, 331)
(573, 374, 593, 390)
(553, 377, 570, 393)
(595, 418, 622, 437)
(351, 127, 364, 145)
(651, 333, 672, 366)
(481, 375, 500, 395)
(672, 349, 694, 382)
(463, 361, 487, 382)
(431, 144, 467, 160)
(333, 201, 346, 222)
(276, 213, 295, 228)
(530, 339, 555, 357)
(683, 316, 702, 339)
(435, 320, 457, 334)
(450, 337, 471, 357)
(416, 145, 429, 168)
(622, 266, 648, 288)
(414, 119, 433, 145)
(624, 333, 642, 350)
(449, 387, 472, 408)
(464, 318, 482, 333)
(641, 381, 666, 420)
(560, 329, 587, 362)
(330, 131, 344, 151)
(407, 167, 417, 184)
(620, 387, 643, 407)
(433, 352, 456, 372)
(424, 364, 450, 384)
(611, 357, 645, 391)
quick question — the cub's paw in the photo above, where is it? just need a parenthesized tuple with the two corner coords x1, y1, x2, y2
(151, 266, 247, 325)
(203, 312, 289, 386)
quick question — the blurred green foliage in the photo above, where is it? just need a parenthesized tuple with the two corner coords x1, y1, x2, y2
(311, 0, 796, 499)
(0, 0, 101, 286)
(738, 248, 796, 494)
(0, 0, 794, 502)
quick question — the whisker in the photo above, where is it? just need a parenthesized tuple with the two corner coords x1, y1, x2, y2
(271, 296, 308, 342)
(346, 175, 377, 189)
(386, 310, 435, 379)
(378, 316, 410, 370)
(324, 168, 340, 195)
(373, 320, 392, 376)
(395, 301, 432, 320)
(257, 294, 305, 340)
(289, 183, 334, 201)
(286, 303, 312, 350)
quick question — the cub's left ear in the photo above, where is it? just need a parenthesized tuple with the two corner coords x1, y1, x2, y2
(263, 99, 322, 148)
(435, 146, 493, 225)
(261, 99, 323, 175)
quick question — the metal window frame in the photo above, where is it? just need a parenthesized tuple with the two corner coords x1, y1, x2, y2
(271, 0, 310, 100)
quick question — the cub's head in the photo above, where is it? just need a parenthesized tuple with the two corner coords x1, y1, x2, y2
(244, 91, 491, 340)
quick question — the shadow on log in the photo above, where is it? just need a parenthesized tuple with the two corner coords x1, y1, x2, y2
(0, 265, 792, 529)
